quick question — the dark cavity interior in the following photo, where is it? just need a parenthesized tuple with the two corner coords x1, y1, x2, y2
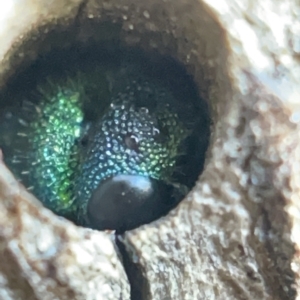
(0, 37, 210, 232)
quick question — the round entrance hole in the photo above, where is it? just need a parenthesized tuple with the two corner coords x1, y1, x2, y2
(0, 1, 229, 233)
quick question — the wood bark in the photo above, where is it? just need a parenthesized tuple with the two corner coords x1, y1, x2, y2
(0, 0, 299, 299)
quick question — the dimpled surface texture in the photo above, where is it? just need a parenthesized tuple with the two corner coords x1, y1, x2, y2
(26, 79, 85, 216)
(76, 71, 188, 224)
(8, 63, 189, 225)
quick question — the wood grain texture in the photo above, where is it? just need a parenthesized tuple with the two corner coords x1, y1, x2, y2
(0, 152, 130, 300)
(0, 0, 299, 299)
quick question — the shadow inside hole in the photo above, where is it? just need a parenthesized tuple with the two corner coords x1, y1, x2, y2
(0, 37, 211, 232)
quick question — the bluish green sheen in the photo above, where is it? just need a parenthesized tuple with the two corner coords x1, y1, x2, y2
(75, 77, 189, 222)
(29, 86, 84, 215)
(2, 61, 191, 226)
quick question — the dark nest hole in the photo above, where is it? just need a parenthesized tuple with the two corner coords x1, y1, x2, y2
(0, 25, 211, 233)
(0, 3, 229, 298)
(0, 4, 297, 300)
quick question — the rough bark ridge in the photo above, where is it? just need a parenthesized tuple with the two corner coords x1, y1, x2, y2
(0, 0, 299, 299)
(0, 152, 130, 300)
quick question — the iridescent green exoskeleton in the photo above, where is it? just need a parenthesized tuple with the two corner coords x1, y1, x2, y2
(0, 57, 204, 232)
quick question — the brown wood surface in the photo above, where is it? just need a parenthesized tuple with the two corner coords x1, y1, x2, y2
(0, 0, 299, 299)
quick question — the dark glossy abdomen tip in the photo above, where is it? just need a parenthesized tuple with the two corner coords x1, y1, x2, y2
(86, 174, 177, 232)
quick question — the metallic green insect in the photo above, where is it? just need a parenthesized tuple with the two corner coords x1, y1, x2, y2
(1, 60, 195, 231)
